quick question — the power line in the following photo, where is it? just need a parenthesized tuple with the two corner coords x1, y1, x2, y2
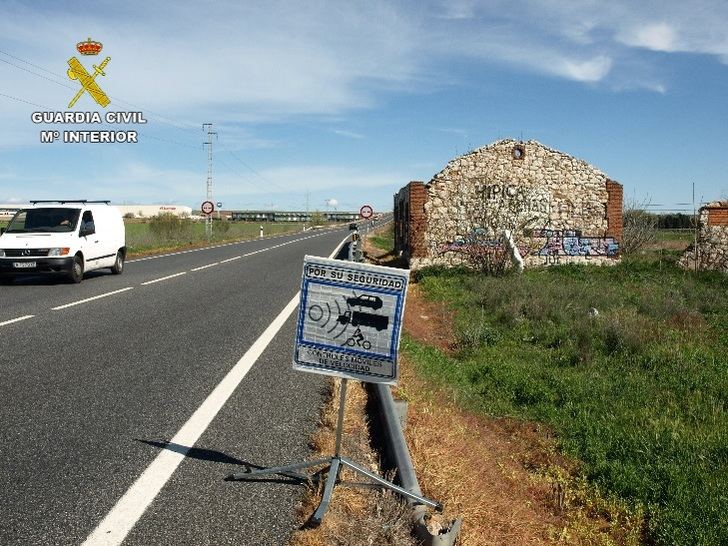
(0, 48, 67, 79)
(135, 132, 201, 149)
(214, 156, 265, 192)
(0, 91, 52, 109)
(0, 57, 74, 90)
(222, 148, 287, 191)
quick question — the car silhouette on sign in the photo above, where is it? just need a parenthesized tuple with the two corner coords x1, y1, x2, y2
(337, 310, 389, 331)
(346, 294, 383, 310)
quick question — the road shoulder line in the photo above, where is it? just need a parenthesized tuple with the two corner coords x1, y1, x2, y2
(140, 272, 187, 286)
(51, 288, 135, 311)
(0, 314, 35, 327)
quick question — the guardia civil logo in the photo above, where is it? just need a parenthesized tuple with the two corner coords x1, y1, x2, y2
(67, 38, 111, 108)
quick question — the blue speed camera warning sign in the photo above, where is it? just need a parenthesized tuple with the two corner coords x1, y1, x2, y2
(294, 256, 409, 385)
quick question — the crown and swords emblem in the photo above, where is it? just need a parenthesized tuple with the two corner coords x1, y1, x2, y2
(67, 38, 111, 108)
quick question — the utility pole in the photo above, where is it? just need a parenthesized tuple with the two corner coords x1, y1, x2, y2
(203, 123, 217, 240)
(305, 189, 310, 226)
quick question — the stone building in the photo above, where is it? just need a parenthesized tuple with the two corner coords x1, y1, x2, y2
(680, 201, 728, 273)
(394, 139, 623, 270)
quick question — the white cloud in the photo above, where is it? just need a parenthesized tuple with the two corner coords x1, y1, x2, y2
(626, 22, 678, 52)
(332, 129, 365, 139)
(421, 1, 728, 90)
(438, 128, 468, 136)
(434, 0, 476, 20)
(557, 56, 613, 82)
(254, 165, 405, 194)
(3, 0, 728, 130)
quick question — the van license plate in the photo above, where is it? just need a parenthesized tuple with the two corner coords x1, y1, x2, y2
(13, 262, 36, 269)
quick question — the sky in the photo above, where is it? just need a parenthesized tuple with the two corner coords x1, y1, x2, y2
(1, 0, 728, 214)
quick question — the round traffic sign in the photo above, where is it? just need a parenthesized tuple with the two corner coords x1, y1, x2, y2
(359, 204, 374, 219)
(216, 202, 222, 208)
(201, 200, 214, 214)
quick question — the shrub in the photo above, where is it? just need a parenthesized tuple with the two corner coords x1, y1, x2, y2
(148, 213, 193, 241)
(622, 201, 657, 255)
(213, 219, 230, 235)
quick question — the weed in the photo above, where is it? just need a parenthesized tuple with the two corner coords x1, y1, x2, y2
(369, 224, 395, 252)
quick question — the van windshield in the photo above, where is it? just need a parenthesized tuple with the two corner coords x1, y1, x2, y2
(5, 208, 81, 233)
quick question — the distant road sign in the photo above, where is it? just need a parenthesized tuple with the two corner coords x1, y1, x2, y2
(201, 200, 214, 214)
(216, 202, 222, 208)
(359, 204, 374, 219)
(294, 256, 409, 384)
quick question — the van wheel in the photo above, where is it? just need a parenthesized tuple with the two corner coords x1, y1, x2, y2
(69, 255, 84, 283)
(111, 250, 124, 275)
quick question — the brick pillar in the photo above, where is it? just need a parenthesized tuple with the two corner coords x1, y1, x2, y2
(707, 206, 728, 226)
(605, 180, 623, 243)
(408, 182, 427, 257)
(393, 187, 405, 253)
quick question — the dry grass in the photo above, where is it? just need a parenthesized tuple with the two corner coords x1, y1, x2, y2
(289, 379, 418, 546)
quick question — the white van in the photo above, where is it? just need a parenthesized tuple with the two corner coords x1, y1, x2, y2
(0, 200, 126, 283)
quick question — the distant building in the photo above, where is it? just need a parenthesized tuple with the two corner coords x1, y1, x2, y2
(116, 205, 193, 218)
(0, 203, 193, 220)
(0, 205, 22, 219)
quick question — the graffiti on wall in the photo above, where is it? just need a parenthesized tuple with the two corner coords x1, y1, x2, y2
(434, 227, 619, 267)
(534, 229, 619, 258)
(435, 228, 503, 255)
(481, 183, 551, 216)
(434, 227, 535, 258)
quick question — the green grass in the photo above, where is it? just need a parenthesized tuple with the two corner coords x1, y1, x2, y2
(408, 259, 728, 545)
(124, 220, 303, 255)
(369, 224, 394, 252)
(655, 229, 695, 244)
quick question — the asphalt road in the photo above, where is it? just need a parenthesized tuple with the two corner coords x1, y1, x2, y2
(0, 226, 353, 545)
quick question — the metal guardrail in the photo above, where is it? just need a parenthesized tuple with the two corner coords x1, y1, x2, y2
(368, 383, 461, 545)
(361, 219, 461, 544)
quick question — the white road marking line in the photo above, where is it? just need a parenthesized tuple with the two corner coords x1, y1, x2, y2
(241, 249, 267, 258)
(140, 272, 187, 286)
(82, 293, 301, 546)
(127, 239, 262, 263)
(190, 262, 220, 272)
(82, 235, 349, 545)
(219, 256, 241, 263)
(0, 315, 35, 327)
(51, 288, 134, 311)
